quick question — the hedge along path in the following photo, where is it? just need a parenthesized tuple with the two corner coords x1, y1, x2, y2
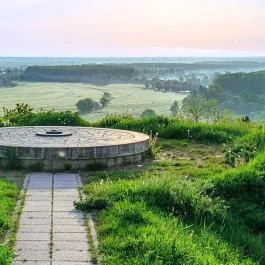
(12, 173, 94, 265)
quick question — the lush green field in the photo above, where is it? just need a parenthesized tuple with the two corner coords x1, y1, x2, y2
(0, 82, 186, 120)
(0, 173, 21, 265)
(77, 117, 265, 265)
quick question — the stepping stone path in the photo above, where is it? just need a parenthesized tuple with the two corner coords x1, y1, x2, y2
(13, 173, 93, 265)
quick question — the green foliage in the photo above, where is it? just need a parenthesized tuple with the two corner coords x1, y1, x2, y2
(170, 100, 179, 115)
(0, 179, 19, 265)
(100, 92, 112, 107)
(0, 104, 89, 127)
(140, 109, 156, 118)
(78, 171, 261, 264)
(181, 91, 219, 122)
(11, 110, 88, 126)
(2, 103, 33, 125)
(159, 119, 248, 144)
(77, 118, 265, 264)
(22, 64, 136, 84)
(96, 114, 171, 134)
(0, 245, 13, 265)
(197, 70, 265, 118)
(76, 98, 100, 114)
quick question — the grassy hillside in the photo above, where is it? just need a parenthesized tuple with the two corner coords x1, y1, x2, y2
(77, 117, 265, 265)
(0, 82, 186, 120)
(0, 174, 21, 265)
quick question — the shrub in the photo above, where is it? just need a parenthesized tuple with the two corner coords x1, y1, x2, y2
(140, 109, 156, 118)
(11, 110, 89, 126)
(76, 98, 100, 114)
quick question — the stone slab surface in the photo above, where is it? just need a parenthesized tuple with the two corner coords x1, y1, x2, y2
(52, 261, 93, 265)
(53, 225, 86, 233)
(53, 232, 88, 242)
(20, 217, 52, 225)
(0, 126, 149, 148)
(17, 232, 50, 241)
(13, 262, 50, 265)
(14, 250, 50, 261)
(19, 224, 51, 233)
(53, 241, 89, 251)
(12, 173, 93, 265)
(14, 241, 50, 251)
(53, 250, 90, 262)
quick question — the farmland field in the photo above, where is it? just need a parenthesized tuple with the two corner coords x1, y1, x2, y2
(0, 82, 187, 121)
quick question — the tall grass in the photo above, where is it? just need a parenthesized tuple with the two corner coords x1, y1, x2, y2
(0, 180, 19, 265)
(78, 116, 265, 264)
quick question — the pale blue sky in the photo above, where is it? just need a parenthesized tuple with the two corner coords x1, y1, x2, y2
(0, 0, 264, 57)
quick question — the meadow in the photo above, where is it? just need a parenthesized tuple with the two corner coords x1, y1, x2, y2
(0, 82, 186, 121)
(76, 116, 265, 265)
(0, 171, 22, 265)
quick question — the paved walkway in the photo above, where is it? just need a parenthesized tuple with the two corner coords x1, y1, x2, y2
(13, 173, 93, 265)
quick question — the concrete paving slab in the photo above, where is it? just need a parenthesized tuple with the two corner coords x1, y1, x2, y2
(20, 211, 51, 219)
(53, 196, 79, 202)
(53, 225, 86, 233)
(19, 225, 51, 233)
(53, 218, 85, 226)
(13, 250, 50, 261)
(13, 261, 50, 265)
(14, 241, 50, 251)
(53, 201, 75, 207)
(24, 201, 51, 206)
(20, 217, 51, 225)
(53, 190, 79, 194)
(53, 211, 84, 219)
(23, 205, 52, 212)
(52, 250, 90, 262)
(53, 233, 87, 242)
(26, 197, 52, 202)
(13, 172, 93, 265)
(53, 241, 89, 251)
(53, 206, 76, 212)
(52, 261, 94, 265)
(27, 191, 52, 196)
(17, 232, 50, 241)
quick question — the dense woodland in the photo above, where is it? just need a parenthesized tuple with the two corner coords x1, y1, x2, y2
(12, 61, 265, 85)
(195, 70, 265, 118)
(21, 65, 137, 84)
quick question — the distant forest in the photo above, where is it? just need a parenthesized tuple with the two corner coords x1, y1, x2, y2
(2, 62, 265, 118)
(17, 61, 265, 86)
(194, 70, 265, 118)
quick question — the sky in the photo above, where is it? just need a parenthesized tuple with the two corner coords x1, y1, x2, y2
(0, 0, 265, 57)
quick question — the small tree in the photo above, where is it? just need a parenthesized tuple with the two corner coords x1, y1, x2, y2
(76, 98, 100, 114)
(170, 100, 179, 115)
(100, 92, 112, 107)
(181, 92, 218, 122)
(3, 103, 33, 120)
(141, 109, 156, 118)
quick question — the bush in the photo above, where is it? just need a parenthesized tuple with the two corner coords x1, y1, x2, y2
(96, 114, 171, 134)
(11, 110, 89, 126)
(140, 109, 156, 118)
(76, 98, 100, 114)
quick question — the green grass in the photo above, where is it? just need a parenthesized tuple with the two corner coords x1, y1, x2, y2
(0, 82, 186, 121)
(78, 135, 265, 265)
(0, 176, 20, 265)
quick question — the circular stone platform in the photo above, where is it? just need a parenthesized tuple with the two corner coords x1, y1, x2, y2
(0, 126, 149, 170)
